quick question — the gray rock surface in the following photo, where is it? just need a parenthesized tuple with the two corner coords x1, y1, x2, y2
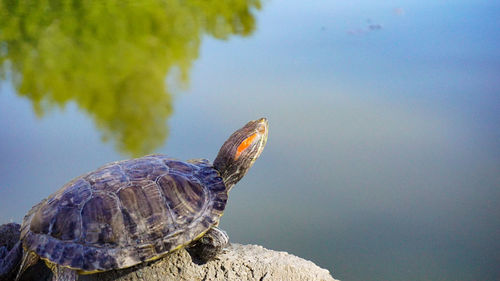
(0, 223, 20, 252)
(1, 223, 338, 281)
(82, 244, 338, 281)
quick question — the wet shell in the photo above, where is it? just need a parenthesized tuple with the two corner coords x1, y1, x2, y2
(19, 155, 227, 273)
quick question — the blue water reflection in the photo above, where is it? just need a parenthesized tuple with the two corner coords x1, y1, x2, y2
(1, 1, 499, 280)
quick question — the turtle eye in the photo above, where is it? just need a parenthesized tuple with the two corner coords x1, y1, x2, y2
(234, 133, 257, 160)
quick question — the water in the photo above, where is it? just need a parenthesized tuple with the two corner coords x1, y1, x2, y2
(1, 0, 499, 280)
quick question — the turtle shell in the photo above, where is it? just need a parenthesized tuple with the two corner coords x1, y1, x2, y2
(19, 155, 227, 273)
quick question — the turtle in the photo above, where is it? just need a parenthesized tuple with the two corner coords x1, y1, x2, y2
(0, 118, 268, 281)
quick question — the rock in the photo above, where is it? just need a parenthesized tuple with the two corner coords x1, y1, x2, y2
(81, 244, 338, 281)
(1, 223, 338, 281)
(0, 223, 20, 251)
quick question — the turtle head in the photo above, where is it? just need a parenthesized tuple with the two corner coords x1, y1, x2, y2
(214, 118, 268, 191)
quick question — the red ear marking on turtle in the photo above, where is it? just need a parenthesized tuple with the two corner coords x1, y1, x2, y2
(234, 133, 257, 160)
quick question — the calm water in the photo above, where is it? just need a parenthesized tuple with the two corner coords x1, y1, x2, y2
(1, 1, 499, 280)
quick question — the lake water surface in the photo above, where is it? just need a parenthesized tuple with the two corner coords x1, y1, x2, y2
(1, 1, 499, 280)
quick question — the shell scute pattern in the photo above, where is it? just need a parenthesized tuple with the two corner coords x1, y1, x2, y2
(51, 206, 81, 241)
(81, 192, 124, 245)
(84, 165, 128, 193)
(22, 155, 227, 272)
(59, 179, 92, 207)
(165, 160, 194, 175)
(121, 159, 158, 181)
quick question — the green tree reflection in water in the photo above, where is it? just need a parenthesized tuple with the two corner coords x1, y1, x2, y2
(0, 0, 261, 156)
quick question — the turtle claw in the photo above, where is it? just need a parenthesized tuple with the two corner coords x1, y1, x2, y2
(186, 227, 229, 264)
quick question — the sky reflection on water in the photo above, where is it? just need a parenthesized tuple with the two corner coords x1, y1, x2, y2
(1, 0, 499, 280)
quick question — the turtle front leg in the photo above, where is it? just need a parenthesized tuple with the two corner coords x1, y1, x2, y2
(186, 227, 229, 264)
(50, 265, 77, 281)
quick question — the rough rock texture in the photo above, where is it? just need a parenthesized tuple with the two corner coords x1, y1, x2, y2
(1, 223, 338, 281)
(0, 223, 20, 251)
(81, 244, 337, 281)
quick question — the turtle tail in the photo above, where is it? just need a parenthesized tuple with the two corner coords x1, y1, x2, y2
(0, 241, 23, 281)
